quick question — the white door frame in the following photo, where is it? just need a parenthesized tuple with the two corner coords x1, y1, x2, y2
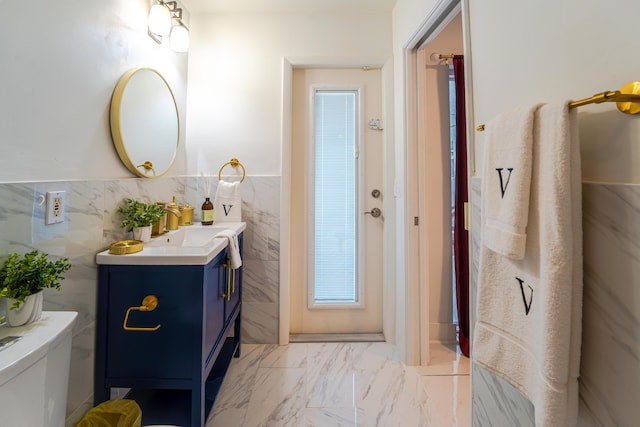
(280, 57, 391, 344)
(400, 0, 475, 365)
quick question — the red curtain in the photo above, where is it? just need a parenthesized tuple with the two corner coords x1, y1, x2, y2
(452, 55, 470, 357)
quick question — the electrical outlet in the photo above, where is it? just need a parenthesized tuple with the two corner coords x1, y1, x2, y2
(45, 191, 66, 225)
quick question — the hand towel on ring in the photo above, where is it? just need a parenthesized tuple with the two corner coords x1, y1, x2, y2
(214, 180, 242, 222)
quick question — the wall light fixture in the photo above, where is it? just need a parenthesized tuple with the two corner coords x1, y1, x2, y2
(148, 1, 190, 53)
(170, 24, 190, 53)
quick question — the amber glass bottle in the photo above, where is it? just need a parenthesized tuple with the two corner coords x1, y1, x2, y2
(201, 197, 214, 225)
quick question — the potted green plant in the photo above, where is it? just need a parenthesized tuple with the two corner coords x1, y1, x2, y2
(117, 198, 166, 242)
(0, 250, 71, 327)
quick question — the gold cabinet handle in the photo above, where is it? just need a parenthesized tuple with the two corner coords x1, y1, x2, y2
(123, 295, 161, 331)
(221, 263, 231, 301)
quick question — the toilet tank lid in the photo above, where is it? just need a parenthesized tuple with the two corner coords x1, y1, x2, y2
(0, 311, 77, 387)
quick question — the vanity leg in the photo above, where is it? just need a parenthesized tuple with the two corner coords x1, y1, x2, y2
(234, 307, 241, 358)
(94, 307, 110, 405)
(192, 383, 205, 427)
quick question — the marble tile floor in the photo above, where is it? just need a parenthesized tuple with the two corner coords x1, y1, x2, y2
(207, 341, 470, 427)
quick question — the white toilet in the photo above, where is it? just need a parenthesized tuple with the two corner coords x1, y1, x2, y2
(0, 311, 77, 427)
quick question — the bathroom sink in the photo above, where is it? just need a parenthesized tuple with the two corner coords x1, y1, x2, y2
(96, 222, 246, 266)
(145, 225, 229, 248)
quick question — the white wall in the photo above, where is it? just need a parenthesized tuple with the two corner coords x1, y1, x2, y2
(469, 0, 640, 183)
(186, 12, 392, 177)
(0, 0, 189, 183)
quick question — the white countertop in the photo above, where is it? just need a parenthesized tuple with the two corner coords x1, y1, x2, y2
(96, 222, 246, 266)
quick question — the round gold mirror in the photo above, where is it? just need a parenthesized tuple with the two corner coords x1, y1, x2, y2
(110, 68, 179, 178)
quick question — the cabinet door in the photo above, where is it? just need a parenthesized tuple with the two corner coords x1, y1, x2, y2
(224, 234, 243, 324)
(105, 265, 201, 380)
(204, 252, 225, 365)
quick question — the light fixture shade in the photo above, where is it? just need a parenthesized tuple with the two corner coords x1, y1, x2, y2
(170, 25, 190, 52)
(148, 4, 171, 36)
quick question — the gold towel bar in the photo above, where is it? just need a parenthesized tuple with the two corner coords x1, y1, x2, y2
(218, 157, 246, 183)
(476, 81, 640, 131)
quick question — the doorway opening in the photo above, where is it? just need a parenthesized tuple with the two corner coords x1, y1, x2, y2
(445, 57, 470, 357)
(410, 7, 470, 364)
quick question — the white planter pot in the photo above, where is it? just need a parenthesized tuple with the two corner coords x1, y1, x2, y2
(4, 290, 44, 327)
(132, 225, 152, 242)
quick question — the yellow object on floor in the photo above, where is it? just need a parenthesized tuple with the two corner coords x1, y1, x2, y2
(76, 399, 142, 427)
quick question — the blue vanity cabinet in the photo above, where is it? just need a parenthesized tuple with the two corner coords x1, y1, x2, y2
(94, 235, 243, 427)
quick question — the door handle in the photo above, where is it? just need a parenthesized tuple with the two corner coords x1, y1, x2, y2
(364, 208, 382, 218)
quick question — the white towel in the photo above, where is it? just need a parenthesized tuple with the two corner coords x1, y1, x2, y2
(482, 104, 542, 259)
(216, 229, 242, 269)
(214, 180, 242, 222)
(473, 101, 583, 427)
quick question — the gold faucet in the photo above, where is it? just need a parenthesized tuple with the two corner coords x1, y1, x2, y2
(163, 197, 182, 230)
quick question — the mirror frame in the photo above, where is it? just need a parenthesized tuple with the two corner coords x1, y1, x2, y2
(110, 68, 180, 178)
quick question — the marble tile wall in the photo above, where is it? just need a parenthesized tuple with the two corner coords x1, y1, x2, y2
(0, 175, 280, 425)
(470, 178, 640, 426)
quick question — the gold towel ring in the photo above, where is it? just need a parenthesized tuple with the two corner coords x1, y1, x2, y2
(136, 161, 157, 176)
(218, 158, 246, 183)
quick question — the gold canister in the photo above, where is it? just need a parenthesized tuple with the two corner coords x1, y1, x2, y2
(179, 204, 194, 226)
